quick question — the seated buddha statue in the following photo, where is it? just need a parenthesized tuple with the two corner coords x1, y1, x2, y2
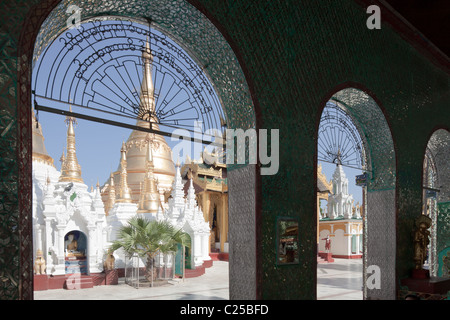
(66, 233, 84, 258)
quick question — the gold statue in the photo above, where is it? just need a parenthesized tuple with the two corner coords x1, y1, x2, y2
(413, 215, 431, 270)
(34, 249, 46, 275)
(104, 251, 115, 271)
(66, 233, 78, 252)
(66, 232, 85, 257)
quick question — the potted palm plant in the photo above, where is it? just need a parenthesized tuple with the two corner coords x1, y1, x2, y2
(109, 216, 190, 287)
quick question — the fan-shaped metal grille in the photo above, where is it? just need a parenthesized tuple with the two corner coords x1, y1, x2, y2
(33, 18, 225, 139)
(318, 101, 367, 171)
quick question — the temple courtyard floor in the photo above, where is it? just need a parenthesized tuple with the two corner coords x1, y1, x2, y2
(34, 259, 363, 300)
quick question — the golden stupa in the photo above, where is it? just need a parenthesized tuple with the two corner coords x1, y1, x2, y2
(101, 39, 175, 213)
(59, 107, 83, 183)
(137, 140, 162, 214)
(32, 110, 55, 167)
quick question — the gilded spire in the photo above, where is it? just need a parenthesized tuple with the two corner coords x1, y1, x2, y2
(116, 36, 176, 203)
(138, 37, 158, 124)
(116, 142, 132, 203)
(105, 172, 116, 215)
(60, 149, 65, 165)
(59, 106, 83, 183)
(138, 140, 160, 213)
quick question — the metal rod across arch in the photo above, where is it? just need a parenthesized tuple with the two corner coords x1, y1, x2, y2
(318, 159, 372, 174)
(34, 104, 225, 149)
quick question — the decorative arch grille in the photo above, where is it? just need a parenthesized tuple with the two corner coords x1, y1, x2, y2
(318, 100, 367, 171)
(32, 0, 255, 133)
(33, 18, 225, 138)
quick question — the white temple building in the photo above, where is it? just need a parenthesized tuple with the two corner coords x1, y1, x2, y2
(319, 160, 363, 259)
(32, 39, 211, 288)
(163, 159, 211, 269)
(32, 110, 108, 276)
(326, 163, 358, 220)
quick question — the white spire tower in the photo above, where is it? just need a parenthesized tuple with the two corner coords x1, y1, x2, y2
(327, 161, 354, 219)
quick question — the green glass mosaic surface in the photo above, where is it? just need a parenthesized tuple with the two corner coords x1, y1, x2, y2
(437, 202, 450, 261)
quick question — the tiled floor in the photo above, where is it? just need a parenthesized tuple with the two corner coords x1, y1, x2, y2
(34, 260, 230, 300)
(317, 258, 363, 300)
(34, 259, 363, 300)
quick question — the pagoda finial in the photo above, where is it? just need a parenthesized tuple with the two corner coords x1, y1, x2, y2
(116, 142, 132, 203)
(105, 172, 116, 215)
(336, 148, 342, 166)
(59, 105, 83, 183)
(187, 176, 196, 208)
(142, 36, 153, 62)
(65, 105, 77, 127)
(176, 154, 181, 168)
(138, 140, 160, 213)
(60, 148, 66, 164)
(139, 36, 156, 123)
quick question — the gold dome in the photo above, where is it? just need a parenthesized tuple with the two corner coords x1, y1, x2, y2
(122, 121, 175, 201)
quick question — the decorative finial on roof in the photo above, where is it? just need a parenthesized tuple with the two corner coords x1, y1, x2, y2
(138, 139, 160, 213)
(60, 148, 65, 164)
(335, 148, 342, 166)
(139, 36, 156, 123)
(105, 172, 116, 215)
(116, 141, 132, 203)
(59, 105, 83, 183)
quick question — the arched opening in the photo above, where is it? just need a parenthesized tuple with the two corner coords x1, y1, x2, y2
(25, 0, 259, 299)
(315, 86, 397, 300)
(64, 230, 87, 274)
(422, 129, 450, 278)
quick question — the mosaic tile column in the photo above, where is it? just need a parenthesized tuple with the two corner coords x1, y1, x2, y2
(437, 202, 450, 277)
(228, 165, 258, 300)
(365, 189, 396, 300)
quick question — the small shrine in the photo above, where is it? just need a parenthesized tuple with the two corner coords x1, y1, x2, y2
(33, 110, 108, 278)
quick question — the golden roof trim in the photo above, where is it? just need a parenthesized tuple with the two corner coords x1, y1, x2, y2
(32, 153, 55, 167)
(317, 164, 332, 192)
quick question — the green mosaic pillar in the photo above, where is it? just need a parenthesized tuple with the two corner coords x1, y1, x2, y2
(0, 1, 25, 300)
(437, 202, 450, 277)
